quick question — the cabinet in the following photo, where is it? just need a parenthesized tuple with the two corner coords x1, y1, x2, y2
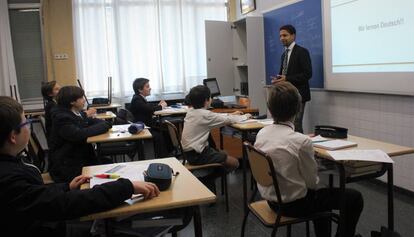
(205, 16, 267, 114)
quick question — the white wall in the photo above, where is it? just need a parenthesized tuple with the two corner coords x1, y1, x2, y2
(236, 0, 414, 192)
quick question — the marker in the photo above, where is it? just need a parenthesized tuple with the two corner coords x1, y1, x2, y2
(94, 174, 120, 179)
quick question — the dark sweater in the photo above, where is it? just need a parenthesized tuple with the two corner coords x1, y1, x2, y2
(130, 94, 162, 127)
(0, 153, 133, 237)
(49, 106, 111, 182)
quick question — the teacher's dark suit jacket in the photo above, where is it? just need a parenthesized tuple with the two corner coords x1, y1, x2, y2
(279, 44, 312, 102)
(130, 94, 162, 127)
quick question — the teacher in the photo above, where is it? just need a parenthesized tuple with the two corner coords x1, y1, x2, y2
(271, 24, 312, 133)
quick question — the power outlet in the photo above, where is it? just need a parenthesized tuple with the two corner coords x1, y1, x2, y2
(54, 53, 69, 60)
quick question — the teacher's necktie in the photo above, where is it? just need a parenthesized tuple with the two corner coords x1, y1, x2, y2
(282, 48, 290, 75)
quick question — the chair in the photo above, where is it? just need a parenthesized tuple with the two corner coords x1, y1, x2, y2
(27, 119, 48, 172)
(241, 142, 337, 237)
(97, 108, 138, 161)
(163, 120, 230, 212)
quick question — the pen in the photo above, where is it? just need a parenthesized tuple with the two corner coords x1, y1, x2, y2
(94, 174, 121, 179)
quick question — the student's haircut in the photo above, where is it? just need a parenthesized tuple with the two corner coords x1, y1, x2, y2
(267, 82, 301, 123)
(279, 24, 296, 35)
(56, 86, 85, 109)
(188, 85, 211, 109)
(41, 80, 57, 101)
(133, 78, 150, 94)
(0, 96, 23, 148)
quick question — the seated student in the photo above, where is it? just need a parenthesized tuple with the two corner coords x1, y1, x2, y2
(130, 78, 167, 127)
(181, 85, 251, 171)
(41, 81, 96, 138)
(49, 86, 111, 183)
(41, 80, 61, 136)
(130, 78, 170, 157)
(0, 96, 159, 236)
(254, 82, 363, 237)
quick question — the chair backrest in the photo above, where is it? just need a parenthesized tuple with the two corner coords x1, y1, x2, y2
(116, 108, 134, 124)
(243, 142, 284, 205)
(163, 120, 187, 163)
(27, 127, 46, 172)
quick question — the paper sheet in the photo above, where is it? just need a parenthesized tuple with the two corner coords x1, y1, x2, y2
(90, 164, 148, 188)
(89, 164, 149, 205)
(311, 135, 330, 143)
(327, 149, 394, 163)
(313, 139, 357, 150)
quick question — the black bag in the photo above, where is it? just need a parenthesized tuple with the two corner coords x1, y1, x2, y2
(144, 163, 173, 191)
(92, 97, 109, 105)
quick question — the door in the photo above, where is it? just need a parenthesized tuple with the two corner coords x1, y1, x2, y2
(205, 20, 234, 96)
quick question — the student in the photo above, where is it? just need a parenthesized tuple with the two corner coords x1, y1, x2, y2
(130, 78, 170, 157)
(41, 81, 96, 137)
(48, 86, 110, 183)
(130, 78, 167, 127)
(0, 96, 159, 236)
(254, 82, 363, 237)
(41, 80, 61, 136)
(181, 85, 251, 171)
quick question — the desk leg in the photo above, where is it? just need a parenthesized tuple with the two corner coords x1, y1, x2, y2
(337, 164, 346, 237)
(104, 219, 114, 237)
(241, 130, 248, 216)
(136, 140, 145, 160)
(219, 127, 224, 150)
(387, 164, 394, 230)
(193, 206, 203, 237)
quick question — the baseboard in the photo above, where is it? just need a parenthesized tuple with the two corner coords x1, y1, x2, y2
(366, 179, 414, 198)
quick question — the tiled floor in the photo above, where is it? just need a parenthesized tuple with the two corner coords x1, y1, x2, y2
(177, 170, 414, 237)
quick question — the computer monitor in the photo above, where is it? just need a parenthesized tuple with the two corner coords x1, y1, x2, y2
(203, 78, 220, 98)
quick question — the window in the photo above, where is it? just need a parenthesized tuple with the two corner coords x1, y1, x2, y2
(73, 0, 227, 98)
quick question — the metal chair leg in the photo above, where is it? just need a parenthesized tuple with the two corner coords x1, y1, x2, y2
(306, 221, 310, 237)
(240, 210, 250, 237)
(286, 224, 291, 237)
(224, 175, 229, 212)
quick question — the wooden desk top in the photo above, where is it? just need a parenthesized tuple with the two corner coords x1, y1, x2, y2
(211, 108, 259, 114)
(96, 111, 117, 120)
(24, 110, 45, 117)
(154, 106, 259, 116)
(314, 135, 414, 160)
(154, 106, 189, 116)
(89, 103, 122, 110)
(231, 121, 266, 131)
(87, 126, 152, 143)
(230, 120, 414, 160)
(80, 158, 216, 221)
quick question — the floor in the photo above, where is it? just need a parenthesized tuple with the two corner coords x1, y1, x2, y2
(175, 169, 414, 237)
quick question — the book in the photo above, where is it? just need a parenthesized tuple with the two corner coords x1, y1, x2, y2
(313, 139, 357, 150)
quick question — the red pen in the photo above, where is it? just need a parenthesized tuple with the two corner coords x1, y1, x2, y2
(94, 174, 120, 179)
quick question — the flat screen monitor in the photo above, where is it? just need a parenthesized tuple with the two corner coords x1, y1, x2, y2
(203, 78, 221, 98)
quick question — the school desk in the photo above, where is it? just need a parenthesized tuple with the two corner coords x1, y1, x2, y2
(80, 157, 216, 236)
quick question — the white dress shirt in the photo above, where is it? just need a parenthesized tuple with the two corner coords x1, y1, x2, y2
(181, 108, 249, 153)
(254, 121, 319, 203)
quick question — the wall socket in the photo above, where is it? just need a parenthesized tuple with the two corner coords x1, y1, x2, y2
(54, 53, 69, 60)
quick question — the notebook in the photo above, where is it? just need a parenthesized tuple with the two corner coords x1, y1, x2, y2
(313, 139, 357, 150)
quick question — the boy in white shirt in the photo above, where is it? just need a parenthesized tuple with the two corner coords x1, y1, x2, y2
(255, 82, 363, 237)
(181, 85, 252, 171)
